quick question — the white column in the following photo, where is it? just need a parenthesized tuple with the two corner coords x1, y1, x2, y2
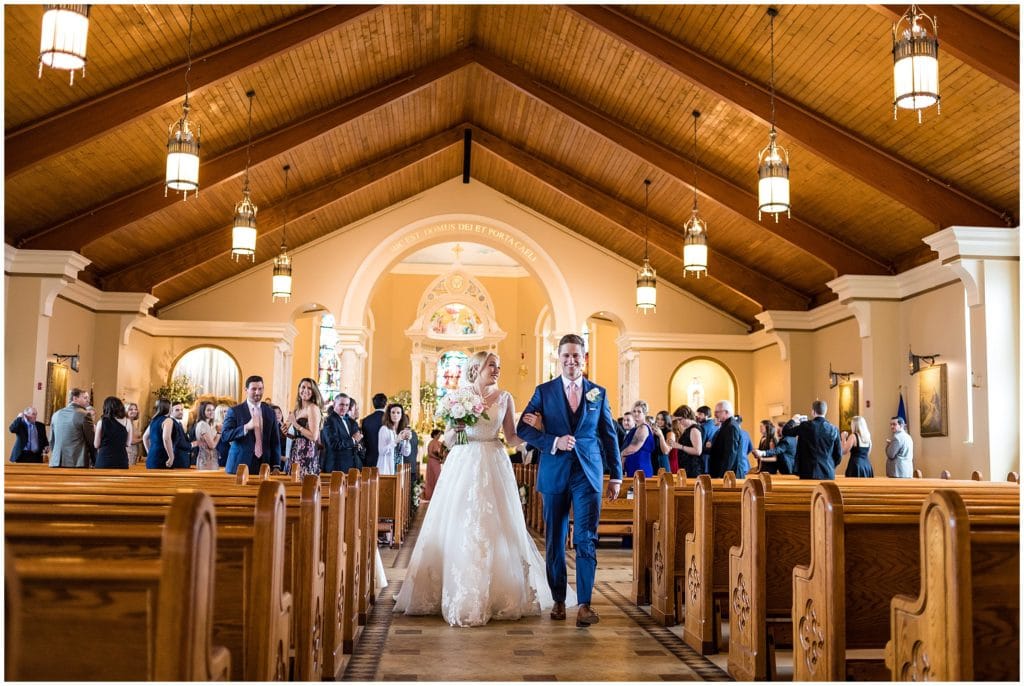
(924, 227, 1020, 478)
(410, 352, 423, 426)
(336, 325, 369, 410)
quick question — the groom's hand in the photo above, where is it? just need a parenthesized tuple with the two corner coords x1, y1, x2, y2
(555, 434, 575, 451)
(606, 481, 621, 500)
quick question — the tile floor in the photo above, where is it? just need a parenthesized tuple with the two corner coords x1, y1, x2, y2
(342, 506, 736, 682)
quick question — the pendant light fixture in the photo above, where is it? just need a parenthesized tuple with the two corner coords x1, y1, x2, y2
(272, 165, 293, 302)
(635, 179, 657, 314)
(892, 5, 940, 122)
(231, 90, 258, 261)
(38, 4, 90, 85)
(757, 6, 791, 221)
(165, 6, 200, 199)
(683, 110, 709, 278)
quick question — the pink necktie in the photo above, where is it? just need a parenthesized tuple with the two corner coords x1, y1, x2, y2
(568, 382, 580, 412)
(253, 406, 263, 458)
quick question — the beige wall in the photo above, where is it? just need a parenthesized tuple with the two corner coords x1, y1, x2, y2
(587, 317, 620, 416)
(638, 350, 753, 421)
(291, 314, 317, 391)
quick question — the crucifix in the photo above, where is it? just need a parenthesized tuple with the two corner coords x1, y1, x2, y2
(451, 243, 464, 262)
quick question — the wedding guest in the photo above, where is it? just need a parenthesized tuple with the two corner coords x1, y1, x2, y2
(287, 378, 323, 478)
(754, 422, 796, 474)
(652, 410, 673, 473)
(213, 403, 230, 468)
(49, 388, 93, 468)
(619, 412, 635, 452)
(221, 375, 283, 475)
(361, 393, 388, 468)
(193, 401, 220, 471)
(621, 401, 655, 478)
(377, 402, 411, 477)
(885, 416, 914, 478)
(671, 406, 704, 476)
(170, 402, 193, 466)
(9, 406, 47, 463)
(732, 415, 753, 478)
(696, 405, 716, 474)
(143, 398, 190, 469)
(708, 401, 743, 477)
(125, 402, 144, 466)
(782, 400, 842, 480)
(755, 419, 778, 472)
(348, 397, 367, 465)
(841, 415, 874, 477)
(93, 396, 130, 469)
(423, 428, 445, 501)
(321, 393, 363, 473)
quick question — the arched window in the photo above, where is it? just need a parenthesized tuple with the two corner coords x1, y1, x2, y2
(429, 303, 483, 338)
(172, 347, 240, 400)
(668, 358, 736, 412)
(318, 313, 341, 402)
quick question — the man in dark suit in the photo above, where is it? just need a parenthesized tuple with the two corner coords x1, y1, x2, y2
(708, 400, 744, 477)
(782, 399, 842, 479)
(221, 375, 282, 475)
(9, 406, 48, 463)
(322, 394, 364, 473)
(697, 405, 717, 474)
(360, 392, 388, 469)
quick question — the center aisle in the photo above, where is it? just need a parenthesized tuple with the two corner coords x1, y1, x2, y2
(343, 503, 732, 682)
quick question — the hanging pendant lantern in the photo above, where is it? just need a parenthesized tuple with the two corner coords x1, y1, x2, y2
(684, 111, 709, 278)
(636, 179, 657, 314)
(272, 165, 293, 302)
(231, 90, 258, 261)
(757, 7, 791, 221)
(38, 4, 89, 84)
(165, 7, 200, 199)
(892, 5, 940, 122)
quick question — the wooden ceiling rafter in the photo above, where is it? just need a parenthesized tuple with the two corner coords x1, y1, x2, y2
(568, 4, 1013, 229)
(104, 126, 467, 293)
(472, 50, 890, 278)
(469, 125, 811, 312)
(15, 47, 477, 252)
(871, 4, 1019, 91)
(5, 5, 380, 176)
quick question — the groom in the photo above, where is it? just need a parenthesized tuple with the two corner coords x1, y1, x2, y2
(517, 333, 622, 627)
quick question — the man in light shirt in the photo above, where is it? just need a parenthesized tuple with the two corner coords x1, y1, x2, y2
(221, 375, 282, 475)
(885, 416, 914, 478)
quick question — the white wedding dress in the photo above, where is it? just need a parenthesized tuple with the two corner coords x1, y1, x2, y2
(394, 390, 576, 626)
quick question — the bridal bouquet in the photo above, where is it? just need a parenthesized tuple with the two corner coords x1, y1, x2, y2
(436, 388, 489, 446)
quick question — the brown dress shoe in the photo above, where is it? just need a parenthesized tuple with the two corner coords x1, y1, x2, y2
(576, 604, 600, 628)
(550, 601, 566, 620)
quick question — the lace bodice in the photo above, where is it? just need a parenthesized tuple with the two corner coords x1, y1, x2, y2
(465, 391, 509, 442)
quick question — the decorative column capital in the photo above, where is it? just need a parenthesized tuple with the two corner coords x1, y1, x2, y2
(5, 246, 90, 281)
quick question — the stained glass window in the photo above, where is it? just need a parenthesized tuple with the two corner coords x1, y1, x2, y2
(436, 351, 469, 397)
(318, 313, 341, 402)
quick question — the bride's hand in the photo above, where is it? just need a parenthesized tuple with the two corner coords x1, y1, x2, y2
(521, 412, 544, 432)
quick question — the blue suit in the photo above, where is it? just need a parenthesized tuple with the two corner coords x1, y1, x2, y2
(221, 402, 282, 474)
(517, 376, 622, 605)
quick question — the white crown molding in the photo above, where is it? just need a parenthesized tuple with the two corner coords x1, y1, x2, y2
(133, 316, 298, 345)
(923, 226, 1020, 262)
(390, 262, 529, 278)
(756, 300, 850, 332)
(827, 259, 959, 303)
(60, 280, 159, 314)
(5, 246, 90, 280)
(616, 329, 777, 352)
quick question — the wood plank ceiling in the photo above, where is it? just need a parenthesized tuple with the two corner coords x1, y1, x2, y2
(4, 4, 1019, 329)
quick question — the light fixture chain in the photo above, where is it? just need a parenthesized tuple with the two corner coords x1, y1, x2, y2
(282, 165, 290, 249)
(692, 111, 700, 210)
(643, 178, 650, 260)
(183, 6, 195, 109)
(244, 92, 254, 191)
(769, 8, 777, 131)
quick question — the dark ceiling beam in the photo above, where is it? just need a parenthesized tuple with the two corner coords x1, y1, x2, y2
(5, 5, 379, 176)
(569, 5, 1012, 228)
(871, 4, 1018, 91)
(16, 47, 476, 252)
(473, 50, 889, 278)
(103, 127, 465, 293)
(471, 126, 811, 312)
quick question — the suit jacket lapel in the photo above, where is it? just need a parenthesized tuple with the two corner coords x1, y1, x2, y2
(549, 378, 572, 433)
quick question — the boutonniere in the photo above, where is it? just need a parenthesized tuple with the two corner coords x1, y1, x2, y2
(585, 388, 601, 403)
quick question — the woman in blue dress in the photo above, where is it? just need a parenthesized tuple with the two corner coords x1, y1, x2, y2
(841, 415, 875, 477)
(620, 401, 655, 478)
(143, 398, 191, 469)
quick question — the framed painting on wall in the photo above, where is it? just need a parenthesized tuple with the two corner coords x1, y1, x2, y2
(918, 363, 948, 437)
(44, 361, 70, 424)
(837, 380, 858, 434)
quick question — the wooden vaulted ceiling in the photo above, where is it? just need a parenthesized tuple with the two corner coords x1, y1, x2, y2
(4, 4, 1019, 328)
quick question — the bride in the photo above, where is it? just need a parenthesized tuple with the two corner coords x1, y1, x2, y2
(394, 351, 575, 626)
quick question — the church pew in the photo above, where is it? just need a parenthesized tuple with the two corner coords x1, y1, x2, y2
(5, 483, 291, 680)
(632, 470, 687, 606)
(5, 490, 230, 681)
(377, 471, 405, 548)
(650, 471, 739, 627)
(729, 472, 1020, 681)
(886, 489, 1020, 681)
(360, 467, 379, 620)
(342, 468, 364, 655)
(565, 476, 635, 548)
(791, 481, 1019, 681)
(5, 478, 317, 681)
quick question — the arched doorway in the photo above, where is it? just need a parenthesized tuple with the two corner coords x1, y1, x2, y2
(668, 357, 737, 413)
(586, 311, 624, 417)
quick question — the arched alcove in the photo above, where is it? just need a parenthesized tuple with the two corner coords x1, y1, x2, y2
(586, 311, 625, 416)
(169, 345, 242, 400)
(668, 356, 738, 413)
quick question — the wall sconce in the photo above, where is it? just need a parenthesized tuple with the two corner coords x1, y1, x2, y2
(53, 346, 80, 373)
(908, 347, 940, 375)
(828, 363, 853, 389)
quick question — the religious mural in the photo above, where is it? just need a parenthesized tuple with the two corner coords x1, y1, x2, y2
(429, 303, 483, 337)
